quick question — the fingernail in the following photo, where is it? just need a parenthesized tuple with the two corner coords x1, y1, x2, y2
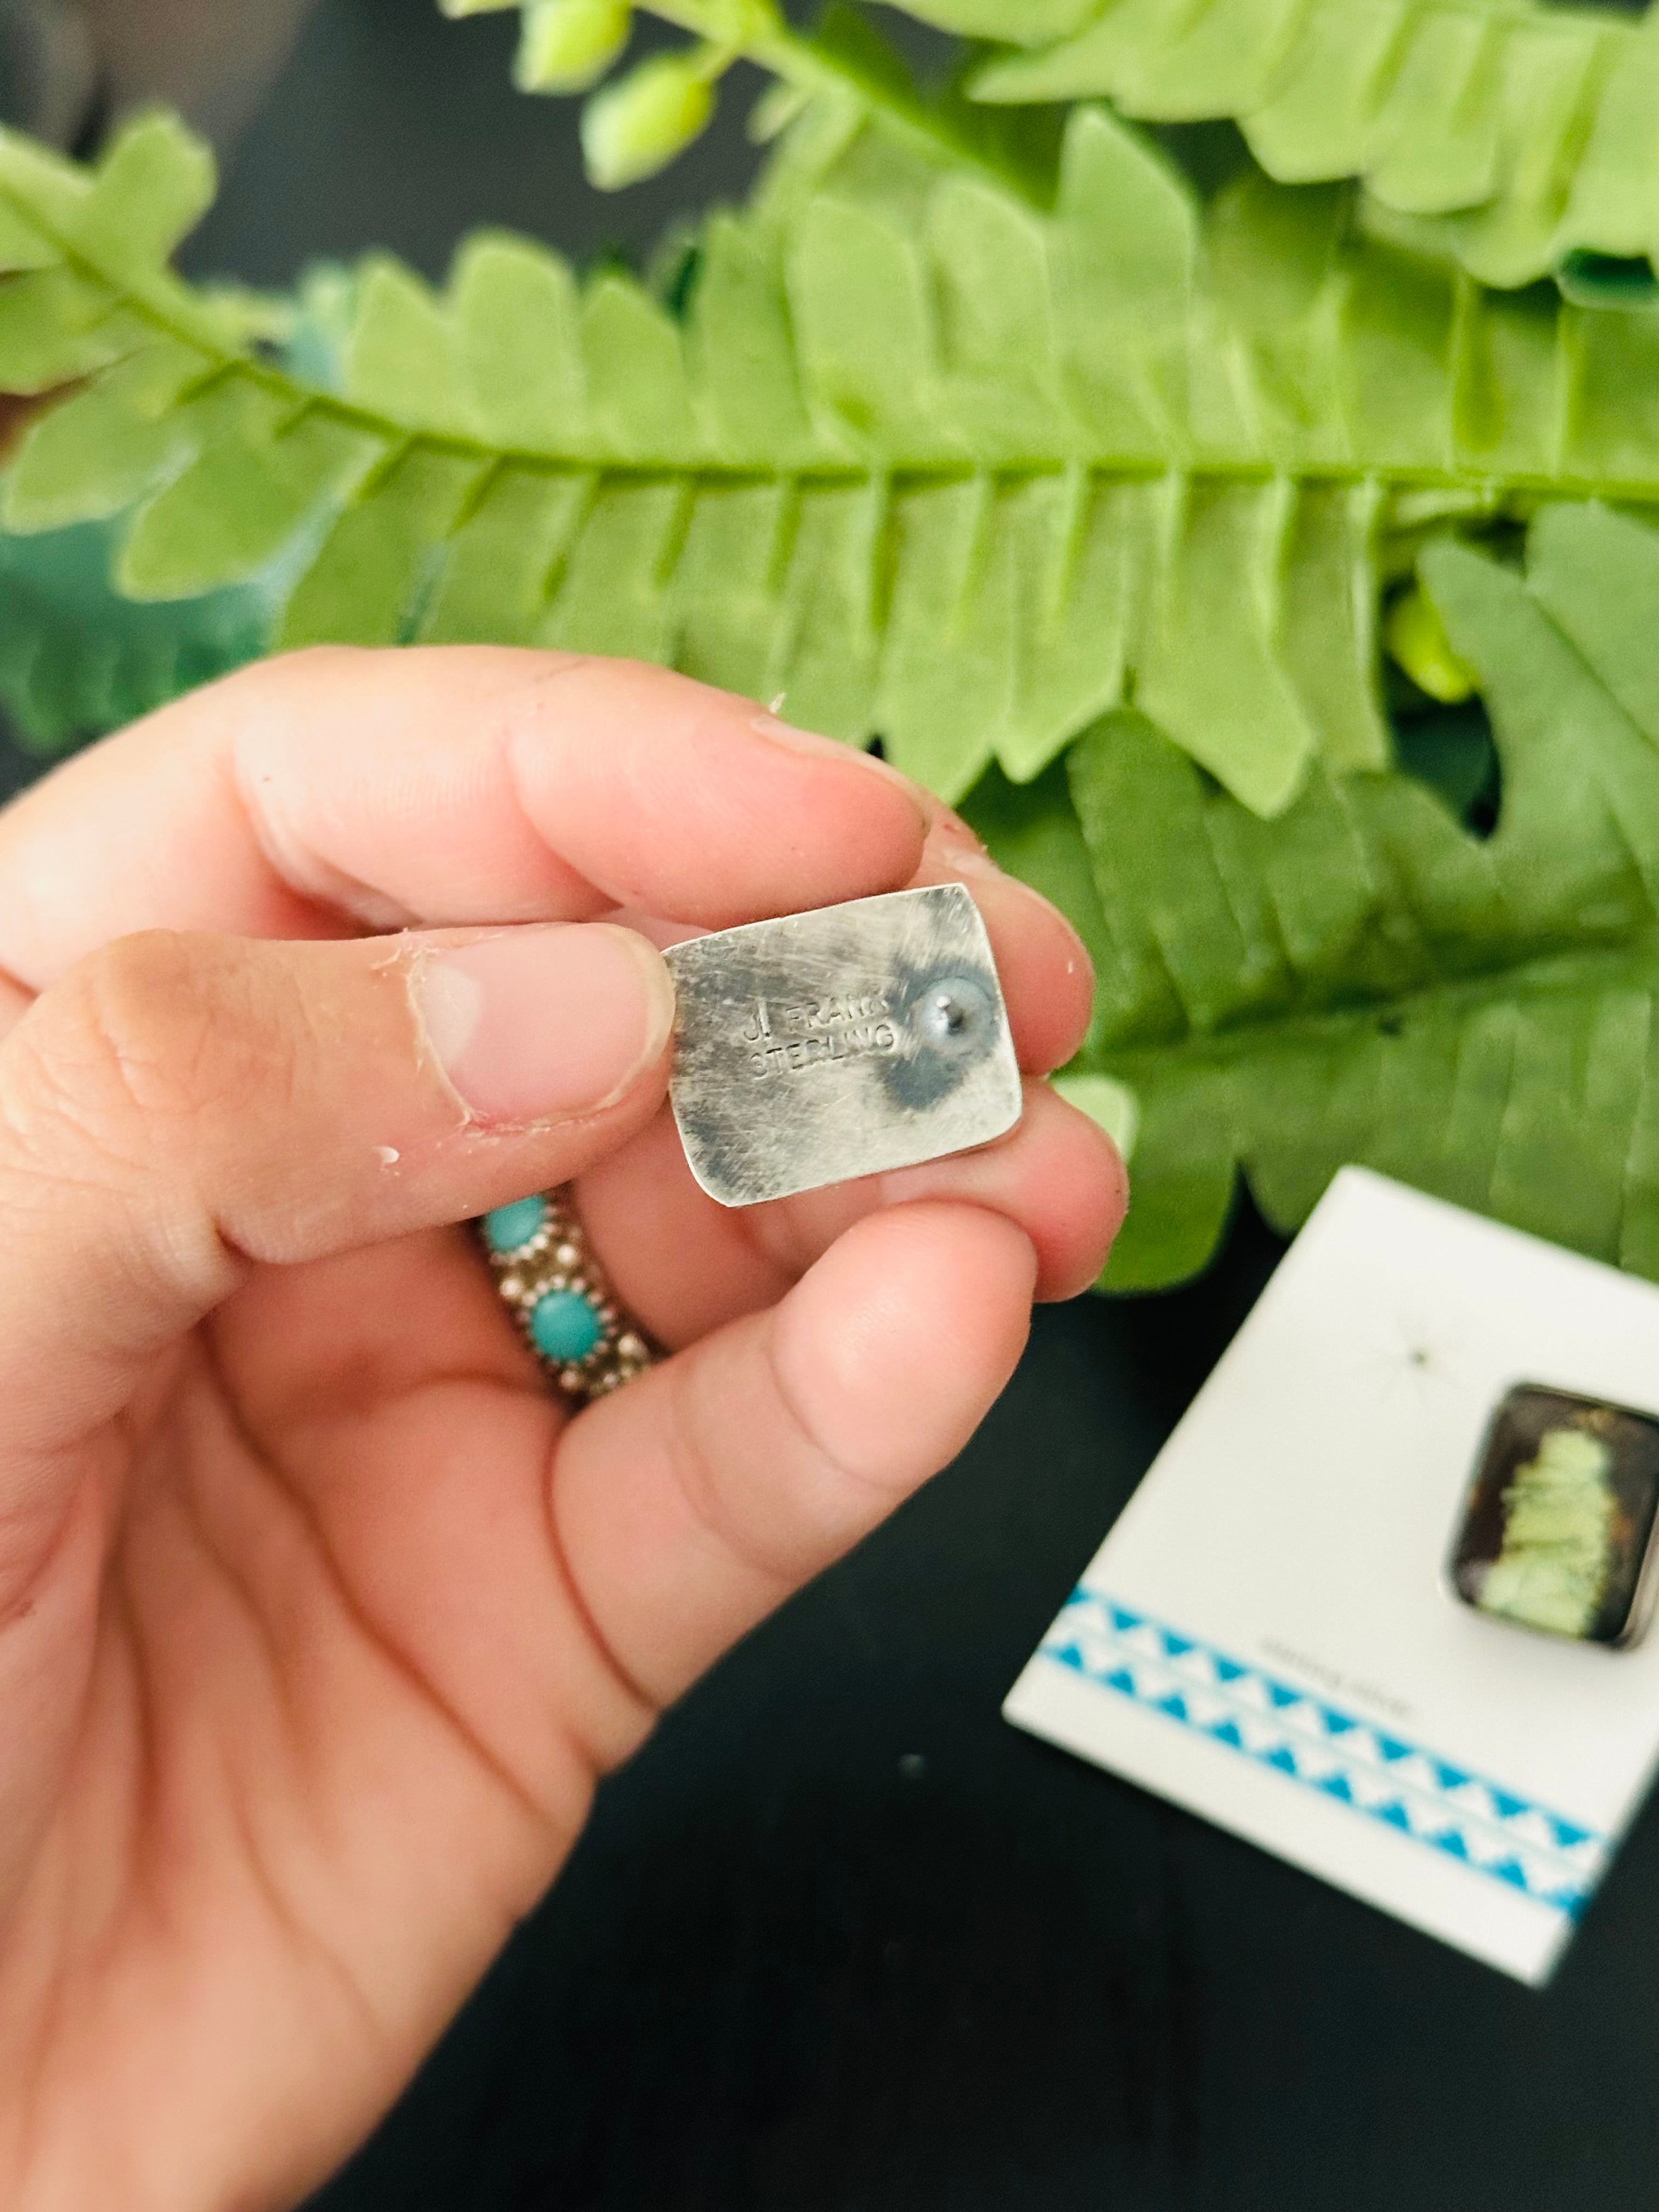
(749, 712, 930, 817)
(936, 842, 1004, 885)
(417, 924, 675, 1124)
(932, 811, 992, 862)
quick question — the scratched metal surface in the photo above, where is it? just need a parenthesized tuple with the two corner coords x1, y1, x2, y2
(664, 887, 1022, 1207)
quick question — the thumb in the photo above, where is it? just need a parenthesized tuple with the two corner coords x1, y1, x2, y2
(0, 921, 674, 1494)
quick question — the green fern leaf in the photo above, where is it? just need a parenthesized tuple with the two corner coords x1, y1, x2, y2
(5, 103, 1659, 815)
(3, 100, 1657, 1293)
(973, 505, 1659, 1291)
(962, 0, 1659, 293)
(0, 512, 273, 752)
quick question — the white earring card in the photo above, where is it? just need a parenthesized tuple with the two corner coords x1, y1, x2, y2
(1006, 1170, 1659, 1985)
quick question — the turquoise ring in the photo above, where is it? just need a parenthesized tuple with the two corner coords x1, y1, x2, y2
(476, 1187, 653, 1403)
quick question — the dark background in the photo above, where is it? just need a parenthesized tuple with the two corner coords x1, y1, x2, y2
(3, 4, 1657, 2203)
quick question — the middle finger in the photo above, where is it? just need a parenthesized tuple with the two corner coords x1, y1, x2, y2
(575, 1081, 1127, 1350)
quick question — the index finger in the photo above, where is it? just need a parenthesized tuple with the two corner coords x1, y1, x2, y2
(0, 646, 930, 988)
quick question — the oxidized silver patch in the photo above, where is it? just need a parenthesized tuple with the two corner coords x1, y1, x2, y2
(663, 883, 1023, 1207)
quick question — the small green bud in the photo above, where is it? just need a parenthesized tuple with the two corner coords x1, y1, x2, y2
(581, 51, 716, 190)
(514, 0, 632, 94)
(1385, 583, 1476, 704)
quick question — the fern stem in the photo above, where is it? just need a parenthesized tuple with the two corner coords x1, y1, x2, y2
(633, 0, 1049, 202)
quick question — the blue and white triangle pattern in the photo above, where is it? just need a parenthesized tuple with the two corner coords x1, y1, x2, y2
(1041, 1589, 1605, 1919)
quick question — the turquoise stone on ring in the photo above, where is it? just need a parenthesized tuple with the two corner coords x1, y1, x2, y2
(477, 1184, 651, 1400)
(529, 1288, 605, 1364)
(482, 1195, 549, 1255)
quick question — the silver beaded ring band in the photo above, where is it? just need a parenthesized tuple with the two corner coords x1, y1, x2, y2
(477, 1188, 654, 1403)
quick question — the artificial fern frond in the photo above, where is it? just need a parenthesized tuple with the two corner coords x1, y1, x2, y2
(0, 109, 1654, 809)
(3, 105, 1657, 1295)
(461, 1, 1659, 295)
(970, 503, 1659, 1291)
(0, 514, 270, 750)
(5, 105, 1659, 812)
(940, 0, 1659, 295)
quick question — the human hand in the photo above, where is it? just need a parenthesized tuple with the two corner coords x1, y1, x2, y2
(0, 647, 1125, 2209)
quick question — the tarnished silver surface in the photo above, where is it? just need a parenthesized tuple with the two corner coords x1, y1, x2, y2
(663, 884, 1022, 1208)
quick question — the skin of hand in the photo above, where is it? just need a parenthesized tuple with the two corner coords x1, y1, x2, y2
(0, 646, 1125, 2211)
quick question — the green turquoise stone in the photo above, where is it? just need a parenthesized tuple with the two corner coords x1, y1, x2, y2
(529, 1288, 604, 1363)
(482, 1195, 549, 1254)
